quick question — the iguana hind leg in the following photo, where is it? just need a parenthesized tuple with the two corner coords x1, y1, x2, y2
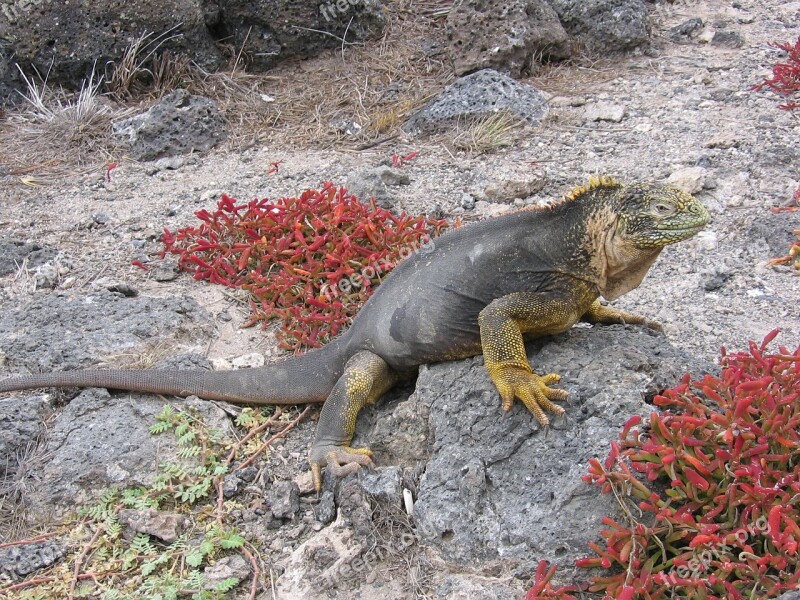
(309, 350, 397, 491)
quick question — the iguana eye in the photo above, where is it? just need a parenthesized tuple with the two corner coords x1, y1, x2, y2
(652, 202, 675, 216)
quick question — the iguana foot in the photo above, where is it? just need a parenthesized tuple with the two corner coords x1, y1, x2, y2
(309, 444, 375, 492)
(491, 365, 567, 426)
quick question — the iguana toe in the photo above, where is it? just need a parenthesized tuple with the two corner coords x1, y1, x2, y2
(644, 318, 662, 332)
(310, 444, 375, 491)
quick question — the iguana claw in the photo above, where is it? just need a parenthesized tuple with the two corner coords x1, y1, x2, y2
(491, 366, 567, 426)
(310, 444, 375, 491)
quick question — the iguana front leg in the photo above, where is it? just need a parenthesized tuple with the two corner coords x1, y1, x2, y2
(479, 292, 579, 426)
(309, 350, 397, 491)
(581, 299, 661, 331)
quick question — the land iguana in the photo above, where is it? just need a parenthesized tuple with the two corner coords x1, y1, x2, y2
(0, 176, 710, 490)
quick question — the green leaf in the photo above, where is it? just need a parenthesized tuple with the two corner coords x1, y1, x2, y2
(185, 548, 204, 567)
(215, 577, 240, 592)
(150, 422, 172, 434)
(141, 559, 159, 577)
(220, 533, 245, 549)
(178, 446, 202, 459)
(199, 539, 215, 556)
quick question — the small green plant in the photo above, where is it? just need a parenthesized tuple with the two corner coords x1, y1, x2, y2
(149, 405, 228, 505)
(529, 331, 800, 599)
(161, 182, 448, 351)
(0, 404, 307, 598)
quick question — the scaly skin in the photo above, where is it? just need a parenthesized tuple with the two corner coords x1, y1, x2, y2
(0, 176, 710, 491)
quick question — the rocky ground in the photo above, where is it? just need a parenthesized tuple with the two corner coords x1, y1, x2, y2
(0, 0, 799, 598)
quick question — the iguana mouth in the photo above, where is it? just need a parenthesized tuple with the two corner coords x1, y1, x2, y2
(660, 224, 705, 233)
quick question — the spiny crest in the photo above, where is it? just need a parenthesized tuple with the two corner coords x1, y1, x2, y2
(563, 175, 622, 202)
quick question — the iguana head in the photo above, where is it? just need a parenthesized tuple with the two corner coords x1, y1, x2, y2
(580, 179, 710, 300)
(614, 182, 710, 249)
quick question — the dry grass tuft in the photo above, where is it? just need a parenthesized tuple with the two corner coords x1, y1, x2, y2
(105, 26, 185, 101)
(0, 437, 52, 543)
(450, 112, 526, 154)
(367, 487, 437, 596)
(0, 67, 128, 185)
(100, 339, 177, 370)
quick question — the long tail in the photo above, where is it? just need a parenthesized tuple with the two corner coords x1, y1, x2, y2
(0, 337, 349, 405)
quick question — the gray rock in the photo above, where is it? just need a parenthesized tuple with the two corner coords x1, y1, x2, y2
(22, 390, 233, 520)
(409, 325, 710, 565)
(315, 489, 338, 525)
(460, 194, 476, 210)
(747, 211, 800, 258)
(0, 241, 58, 277)
(118, 508, 191, 543)
(357, 465, 402, 500)
(446, 0, 570, 77)
(484, 177, 546, 203)
(112, 89, 228, 161)
(669, 17, 704, 42)
(404, 69, 549, 135)
(153, 261, 181, 282)
(711, 30, 745, 48)
(215, 0, 386, 72)
(269, 480, 301, 519)
(346, 165, 410, 209)
(203, 554, 251, 590)
(776, 593, 800, 600)
(704, 132, 740, 149)
(0, 43, 18, 104)
(0, 290, 214, 373)
(275, 514, 368, 599)
(33, 260, 70, 290)
(584, 101, 627, 122)
(547, 0, 650, 54)
(222, 473, 241, 498)
(667, 166, 708, 194)
(146, 156, 189, 175)
(0, 540, 67, 579)
(1, 1, 221, 90)
(701, 266, 732, 292)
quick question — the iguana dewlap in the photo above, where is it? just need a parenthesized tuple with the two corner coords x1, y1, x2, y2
(0, 177, 710, 490)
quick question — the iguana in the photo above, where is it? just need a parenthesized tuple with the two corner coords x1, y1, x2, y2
(0, 176, 709, 490)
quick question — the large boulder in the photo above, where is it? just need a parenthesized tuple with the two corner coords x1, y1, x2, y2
(0, 0, 221, 87)
(213, 0, 386, 71)
(547, 0, 651, 54)
(1, 0, 386, 93)
(19, 388, 233, 521)
(112, 89, 229, 161)
(357, 324, 711, 566)
(0, 289, 214, 372)
(447, 0, 570, 77)
(404, 69, 549, 134)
